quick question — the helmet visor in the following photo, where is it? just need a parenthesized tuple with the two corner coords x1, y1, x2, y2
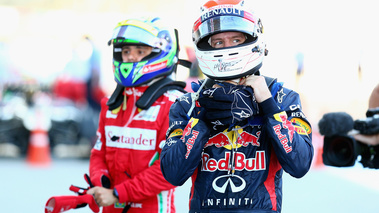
(193, 14, 256, 47)
(109, 21, 160, 47)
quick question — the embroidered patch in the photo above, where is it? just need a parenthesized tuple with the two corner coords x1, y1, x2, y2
(168, 129, 183, 138)
(290, 118, 312, 134)
(114, 202, 126, 208)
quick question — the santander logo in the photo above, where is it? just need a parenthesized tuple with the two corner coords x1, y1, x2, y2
(105, 126, 156, 150)
(142, 61, 167, 74)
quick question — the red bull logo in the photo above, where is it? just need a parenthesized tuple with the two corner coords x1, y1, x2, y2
(202, 151, 266, 172)
(274, 112, 295, 142)
(181, 118, 200, 159)
(273, 124, 292, 153)
(185, 130, 199, 159)
(273, 112, 295, 153)
(204, 127, 260, 150)
(181, 118, 199, 142)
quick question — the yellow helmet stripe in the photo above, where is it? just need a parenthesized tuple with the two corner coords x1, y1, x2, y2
(115, 19, 159, 36)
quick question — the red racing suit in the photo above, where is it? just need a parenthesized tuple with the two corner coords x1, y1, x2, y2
(161, 79, 314, 212)
(90, 85, 182, 213)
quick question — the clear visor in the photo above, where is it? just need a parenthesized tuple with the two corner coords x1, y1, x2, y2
(193, 15, 256, 46)
(109, 24, 160, 48)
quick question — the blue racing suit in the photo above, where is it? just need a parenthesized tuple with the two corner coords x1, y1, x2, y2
(160, 78, 313, 212)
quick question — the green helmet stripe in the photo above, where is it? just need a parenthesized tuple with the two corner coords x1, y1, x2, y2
(114, 38, 141, 44)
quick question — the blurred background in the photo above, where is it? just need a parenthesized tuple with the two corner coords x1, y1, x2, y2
(0, 0, 379, 212)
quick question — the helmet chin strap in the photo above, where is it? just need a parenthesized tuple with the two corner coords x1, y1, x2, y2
(223, 70, 261, 85)
(225, 78, 242, 85)
(234, 78, 245, 85)
(222, 74, 251, 85)
(214, 70, 260, 85)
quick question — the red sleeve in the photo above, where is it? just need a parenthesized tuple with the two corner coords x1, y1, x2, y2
(115, 103, 176, 203)
(115, 159, 176, 203)
(89, 97, 110, 186)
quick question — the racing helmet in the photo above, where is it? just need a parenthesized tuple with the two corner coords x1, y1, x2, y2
(192, 0, 267, 80)
(108, 17, 178, 87)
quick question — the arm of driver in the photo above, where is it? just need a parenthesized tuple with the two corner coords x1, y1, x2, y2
(244, 75, 272, 103)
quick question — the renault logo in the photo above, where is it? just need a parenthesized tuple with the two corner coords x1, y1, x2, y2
(212, 175, 246, 193)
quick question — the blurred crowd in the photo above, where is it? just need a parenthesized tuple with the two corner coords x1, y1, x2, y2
(0, 36, 105, 158)
(0, 6, 198, 160)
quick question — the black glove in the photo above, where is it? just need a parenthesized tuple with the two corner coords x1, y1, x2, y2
(101, 175, 111, 188)
(198, 82, 259, 130)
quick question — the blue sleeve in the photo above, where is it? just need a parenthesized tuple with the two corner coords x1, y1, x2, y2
(261, 88, 314, 178)
(160, 93, 210, 186)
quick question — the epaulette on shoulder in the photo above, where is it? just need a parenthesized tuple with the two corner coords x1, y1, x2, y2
(136, 78, 186, 109)
(106, 79, 187, 110)
(263, 76, 277, 89)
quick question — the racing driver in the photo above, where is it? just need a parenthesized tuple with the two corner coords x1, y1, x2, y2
(160, 0, 314, 212)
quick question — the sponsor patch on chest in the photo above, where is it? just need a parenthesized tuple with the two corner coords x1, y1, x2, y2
(105, 126, 156, 150)
(134, 105, 161, 122)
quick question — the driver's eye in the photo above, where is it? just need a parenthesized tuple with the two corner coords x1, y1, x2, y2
(212, 41, 223, 48)
(233, 39, 241, 43)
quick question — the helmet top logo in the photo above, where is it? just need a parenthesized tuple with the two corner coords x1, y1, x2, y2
(201, 7, 243, 22)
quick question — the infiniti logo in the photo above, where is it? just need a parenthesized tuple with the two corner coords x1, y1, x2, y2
(212, 175, 246, 193)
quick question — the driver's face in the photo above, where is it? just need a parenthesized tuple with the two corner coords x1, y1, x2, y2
(209, 31, 246, 48)
(121, 45, 153, 62)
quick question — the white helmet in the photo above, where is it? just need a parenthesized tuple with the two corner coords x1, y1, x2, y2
(192, 0, 267, 80)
